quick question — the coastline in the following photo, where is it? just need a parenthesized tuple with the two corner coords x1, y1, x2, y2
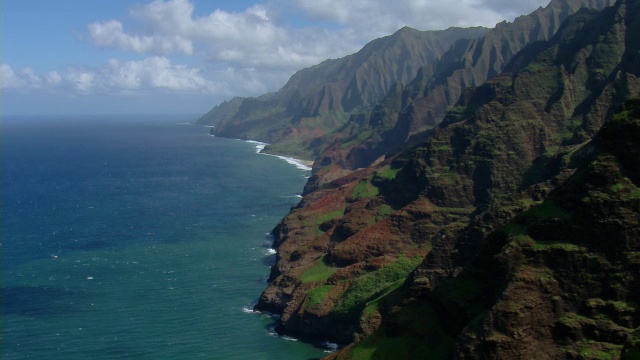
(204, 127, 314, 171)
(245, 140, 313, 172)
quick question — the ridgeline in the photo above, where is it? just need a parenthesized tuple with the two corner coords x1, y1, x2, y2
(198, 0, 639, 358)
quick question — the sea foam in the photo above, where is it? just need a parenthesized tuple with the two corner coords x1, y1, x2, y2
(244, 140, 312, 171)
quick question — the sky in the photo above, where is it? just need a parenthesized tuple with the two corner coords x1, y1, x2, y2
(2, 0, 551, 116)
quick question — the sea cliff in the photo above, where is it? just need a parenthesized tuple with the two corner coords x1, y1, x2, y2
(199, 0, 640, 357)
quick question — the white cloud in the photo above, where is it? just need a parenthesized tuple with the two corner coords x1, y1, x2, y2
(1, 64, 56, 90)
(6, 0, 553, 114)
(102, 57, 211, 92)
(88, 20, 193, 55)
(81, 0, 550, 90)
(289, 0, 550, 35)
(2, 58, 215, 95)
(2, 64, 27, 88)
(86, 0, 360, 71)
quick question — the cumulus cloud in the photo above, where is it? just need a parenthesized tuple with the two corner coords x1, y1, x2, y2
(83, 0, 550, 80)
(86, 0, 360, 70)
(2, 58, 217, 95)
(88, 20, 193, 55)
(103, 57, 211, 92)
(290, 0, 550, 35)
(2, 64, 49, 90)
(6, 0, 552, 111)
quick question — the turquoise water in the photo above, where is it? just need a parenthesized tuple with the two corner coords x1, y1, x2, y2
(1, 116, 327, 359)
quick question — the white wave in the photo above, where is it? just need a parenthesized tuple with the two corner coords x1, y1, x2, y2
(323, 341, 339, 352)
(266, 325, 278, 336)
(242, 306, 256, 314)
(242, 139, 312, 170)
(244, 140, 268, 154)
(282, 195, 303, 199)
(268, 154, 312, 171)
(281, 335, 299, 342)
(266, 248, 276, 255)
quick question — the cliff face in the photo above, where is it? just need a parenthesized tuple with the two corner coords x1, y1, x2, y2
(251, 0, 640, 357)
(197, 27, 487, 159)
(307, 0, 617, 189)
(451, 96, 640, 358)
(331, 96, 640, 359)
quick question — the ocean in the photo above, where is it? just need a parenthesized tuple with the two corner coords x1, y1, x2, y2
(1, 115, 328, 359)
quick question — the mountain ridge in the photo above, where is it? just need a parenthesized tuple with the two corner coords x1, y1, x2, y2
(197, 26, 489, 158)
(194, 0, 639, 357)
(305, 0, 617, 191)
(248, 0, 640, 357)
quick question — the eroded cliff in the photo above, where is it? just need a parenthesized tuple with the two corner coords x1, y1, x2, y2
(251, 0, 640, 357)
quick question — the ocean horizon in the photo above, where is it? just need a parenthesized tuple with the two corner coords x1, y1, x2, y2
(1, 115, 329, 359)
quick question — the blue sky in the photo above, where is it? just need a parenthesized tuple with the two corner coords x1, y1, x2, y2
(2, 0, 550, 116)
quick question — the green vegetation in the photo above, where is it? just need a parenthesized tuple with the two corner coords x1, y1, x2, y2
(533, 241, 584, 251)
(375, 166, 401, 180)
(571, 341, 624, 360)
(300, 255, 338, 283)
(377, 205, 394, 217)
(305, 285, 334, 307)
(333, 256, 422, 319)
(306, 208, 346, 234)
(318, 209, 346, 224)
(607, 177, 640, 198)
(610, 183, 624, 192)
(352, 180, 380, 199)
(341, 129, 373, 149)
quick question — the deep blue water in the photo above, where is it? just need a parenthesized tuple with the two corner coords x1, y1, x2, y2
(1, 115, 327, 359)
